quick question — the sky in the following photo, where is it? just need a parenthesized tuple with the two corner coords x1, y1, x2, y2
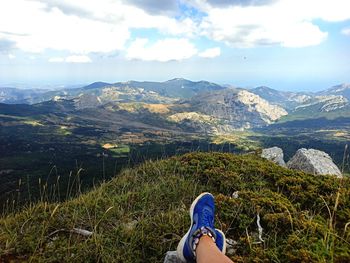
(0, 0, 349, 91)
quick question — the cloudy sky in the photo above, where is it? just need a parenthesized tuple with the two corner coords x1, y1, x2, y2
(0, 0, 349, 91)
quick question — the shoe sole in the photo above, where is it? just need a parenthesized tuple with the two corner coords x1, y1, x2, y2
(177, 192, 214, 262)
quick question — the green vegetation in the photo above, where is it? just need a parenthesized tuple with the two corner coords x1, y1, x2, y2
(212, 131, 260, 152)
(1, 152, 349, 262)
(278, 109, 350, 123)
(108, 145, 130, 157)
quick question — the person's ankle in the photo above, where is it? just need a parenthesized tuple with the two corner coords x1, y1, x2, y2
(196, 235, 217, 255)
(199, 235, 215, 244)
(192, 226, 216, 256)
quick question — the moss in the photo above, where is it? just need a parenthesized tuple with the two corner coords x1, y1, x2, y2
(0, 152, 349, 262)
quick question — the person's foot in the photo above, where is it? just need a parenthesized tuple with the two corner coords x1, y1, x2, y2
(177, 192, 217, 262)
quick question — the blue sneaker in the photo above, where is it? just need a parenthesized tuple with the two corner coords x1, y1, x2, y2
(215, 229, 227, 254)
(177, 192, 216, 262)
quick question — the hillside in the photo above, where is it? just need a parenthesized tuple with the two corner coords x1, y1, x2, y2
(318, 83, 350, 100)
(1, 152, 349, 262)
(3, 80, 350, 132)
(251, 86, 312, 110)
(0, 79, 226, 105)
(179, 88, 288, 131)
(0, 87, 48, 104)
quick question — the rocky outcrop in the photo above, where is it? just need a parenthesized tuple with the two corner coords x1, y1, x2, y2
(168, 112, 217, 124)
(236, 90, 288, 123)
(168, 112, 239, 135)
(188, 88, 288, 130)
(261, 147, 286, 167)
(163, 251, 182, 263)
(287, 148, 342, 177)
(295, 95, 348, 113)
(318, 83, 350, 100)
(250, 86, 312, 110)
(73, 94, 102, 109)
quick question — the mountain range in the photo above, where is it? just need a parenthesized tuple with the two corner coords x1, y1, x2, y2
(1, 79, 349, 133)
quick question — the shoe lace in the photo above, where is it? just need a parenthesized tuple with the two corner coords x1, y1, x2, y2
(202, 207, 214, 227)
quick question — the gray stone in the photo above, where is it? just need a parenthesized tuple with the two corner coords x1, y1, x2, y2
(261, 147, 286, 167)
(231, 191, 239, 199)
(226, 238, 238, 256)
(287, 148, 342, 178)
(164, 251, 182, 263)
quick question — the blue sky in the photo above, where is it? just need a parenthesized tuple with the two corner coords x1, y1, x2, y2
(0, 0, 349, 91)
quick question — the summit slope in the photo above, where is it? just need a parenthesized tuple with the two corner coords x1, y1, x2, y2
(1, 152, 349, 262)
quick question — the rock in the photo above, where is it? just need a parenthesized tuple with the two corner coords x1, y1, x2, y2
(261, 147, 286, 167)
(231, 191, 239, 199)
(226, 238, 238, 256)
(287, 148, 342, 177)
(163, 251, 182, 263)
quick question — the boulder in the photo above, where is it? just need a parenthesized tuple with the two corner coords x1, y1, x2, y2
(287, 148, 342, 177)
(261, 147, 286, 167)
(164, 251, 182, 263)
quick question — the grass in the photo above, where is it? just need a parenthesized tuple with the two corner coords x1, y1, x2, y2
(211, 131, 260, 151)
(58, 126, 72, 136)
(22, 120, 43, 127)
(0, 152, 349, 262)
(108, 145, 131, 157)
(278, 108, 350, 122)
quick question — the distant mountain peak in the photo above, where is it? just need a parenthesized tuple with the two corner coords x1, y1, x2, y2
(318, 83, 350, 101)
(165, 78, 194, 85)
(254, 86, 281, 95)
(166, 78, 187, 82)
(83, 81, 111, 90)
(255, 86, 273, 90)
(331, 83, 350, 92)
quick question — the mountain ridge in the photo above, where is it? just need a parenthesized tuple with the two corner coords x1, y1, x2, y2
(1, 79, 350, 132)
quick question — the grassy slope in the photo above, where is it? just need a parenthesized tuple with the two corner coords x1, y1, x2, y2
(1, 152, 349, 262)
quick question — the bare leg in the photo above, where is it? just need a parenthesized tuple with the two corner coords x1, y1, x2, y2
(196, 236, 234, 263)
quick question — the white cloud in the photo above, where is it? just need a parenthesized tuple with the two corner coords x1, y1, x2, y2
(198, 0, 350, 48)
(199, 47, 221, 58)
(49, 55, 92, 63)
(8, 54, 16, 59)
(342, 28, 350, 36)
(126, 38, 197, 62)
(0, 0, 197, 55)
(121, 0, 179, 15)
(0, 1, 130, 54)
(0, 0, 349, 58)
(65, 55, 92, 63)
(49, 57, 65, 63)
